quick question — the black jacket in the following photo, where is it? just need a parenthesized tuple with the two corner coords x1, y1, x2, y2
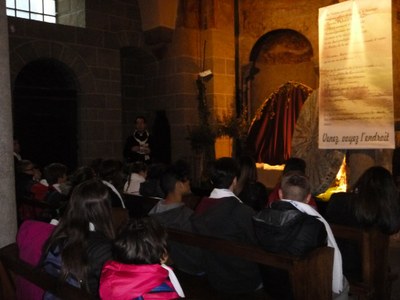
(253, 201, 327, 299)
(191, 196, 262, 294)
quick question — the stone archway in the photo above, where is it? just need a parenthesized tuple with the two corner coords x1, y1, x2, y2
(9, 41, 96, 166)
(249, 29, 317, 117)
(13, 58, 78, 169)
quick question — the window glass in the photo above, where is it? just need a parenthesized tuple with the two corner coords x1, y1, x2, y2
(16, 10, 30, 19)
(7, 0, 56, 24)
(6, 8, 16, 16)
(44, 15, 56, 23)
(16, 0, 29, 11)
(6, 0, 15, 9)
(43, 0, 55, 14)
(30, 0, 43, 13)
(31, 13, 43, 21)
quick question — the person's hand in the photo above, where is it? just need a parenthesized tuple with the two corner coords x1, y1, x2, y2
(131, 145, 140, 152)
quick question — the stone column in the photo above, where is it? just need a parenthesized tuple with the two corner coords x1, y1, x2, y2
(0, 2, 17, 247)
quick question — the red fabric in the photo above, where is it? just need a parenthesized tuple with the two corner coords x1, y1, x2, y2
(100, 262, 179, 300)
(247, 82, 313, 165)
(31, 182, 49, 201)
(194, 197, 224, 215)
(16, 220, 56, 300)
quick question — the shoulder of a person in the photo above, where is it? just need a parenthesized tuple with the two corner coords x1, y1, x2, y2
(87, 232, 112, 252)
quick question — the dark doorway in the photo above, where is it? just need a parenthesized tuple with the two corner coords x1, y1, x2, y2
(13, 59, 78, 170)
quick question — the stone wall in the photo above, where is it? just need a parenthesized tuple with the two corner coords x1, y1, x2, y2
(6, 0, 400, 169)
(8, 0, 142, 165)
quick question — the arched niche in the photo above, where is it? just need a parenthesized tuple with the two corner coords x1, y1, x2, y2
(249, 29, 317, 117)
(13, 59, 78, 170)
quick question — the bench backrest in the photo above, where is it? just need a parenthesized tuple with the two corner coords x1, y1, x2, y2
(167, 228, 334, 300)
(0, 243, 94, 300)
(330, 223, 390, 299)
(123, 194, 160, 217)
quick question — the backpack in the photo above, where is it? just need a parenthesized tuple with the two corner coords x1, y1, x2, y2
(134, 282, 176, 300)
(41, 245, 81, 300)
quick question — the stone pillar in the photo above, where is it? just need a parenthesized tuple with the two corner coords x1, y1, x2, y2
(0, 2, 17, 247)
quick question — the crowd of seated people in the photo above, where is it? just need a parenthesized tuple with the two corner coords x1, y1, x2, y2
(12, 152, 400, 300)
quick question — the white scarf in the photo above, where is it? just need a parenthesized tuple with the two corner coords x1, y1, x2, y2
(161, 264, 185, 297)
(133, 130, 150, 160)
(209, 188, 242, 203)
(102, 180, 126, 208)
(282, 199, 344, 293)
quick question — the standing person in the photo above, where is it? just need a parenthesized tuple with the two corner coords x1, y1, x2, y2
(123, 116, 152, 164)
(191, 157, 262, 295)
(254, 171, 348, 300)
(41, 179, 115, 299)
(100, 217, 184, 299)
(326, 166, 400, 281)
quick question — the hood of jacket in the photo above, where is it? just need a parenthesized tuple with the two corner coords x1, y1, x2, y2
(100, 261, 178, 300)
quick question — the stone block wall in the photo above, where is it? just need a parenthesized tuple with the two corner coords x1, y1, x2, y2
(8, 0, 143, 166)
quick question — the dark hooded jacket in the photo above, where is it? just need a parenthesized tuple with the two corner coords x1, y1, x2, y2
(191, 196, 262, 294)
(149, 202, 204, 275)
(253, 200, 327, 299)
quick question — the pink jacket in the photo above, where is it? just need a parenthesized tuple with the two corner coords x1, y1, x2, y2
(100, 261, 180, 300)
(16, 220, 55, 300)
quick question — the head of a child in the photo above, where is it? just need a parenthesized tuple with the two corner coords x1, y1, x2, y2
(113, 217, 168, 265)
(160, 160, 191, 197)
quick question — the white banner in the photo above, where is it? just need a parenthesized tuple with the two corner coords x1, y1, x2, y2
(318, 0, 394, 149)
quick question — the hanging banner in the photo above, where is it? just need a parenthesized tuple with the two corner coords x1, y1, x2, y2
(318, 0, 394, 149)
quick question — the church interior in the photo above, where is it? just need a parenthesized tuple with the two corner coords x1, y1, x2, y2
(1, 0, 400, 298)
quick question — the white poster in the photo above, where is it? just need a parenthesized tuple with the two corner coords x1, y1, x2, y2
(318, 0, 394, 149)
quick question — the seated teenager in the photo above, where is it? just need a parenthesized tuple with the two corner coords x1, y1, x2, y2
(266, 157, 319, 211)
(43, 162, 68, 207)
(98, 159, 126, 208)
(41, 179, 115, 299)
(100, 217, 184, 299)
(234, 155, 268, 211)
(123, 161, 147, 195)
(326, 166, 400, 281)
(139, 163, 166, 199)
(191, 157, 262, 295)
(149, 160, 203, 274)
(254, 171, 348, 300)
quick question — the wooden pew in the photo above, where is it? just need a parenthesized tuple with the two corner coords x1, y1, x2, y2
(122, 193, 202, 217)
(330, 224, 398, 299)
(167, 228, 334, 300)
(123, 194, 160, 217)
(0, 243, 94, 300)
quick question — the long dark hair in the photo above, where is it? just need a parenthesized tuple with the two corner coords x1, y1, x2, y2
(42, 179, 115, 284)
(352, 166, 400, 234)
(234, 155, 258, 195)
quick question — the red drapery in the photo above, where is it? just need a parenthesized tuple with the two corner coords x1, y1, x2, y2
(247, 81, 313, 165)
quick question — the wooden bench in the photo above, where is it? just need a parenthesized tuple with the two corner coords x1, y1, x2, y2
(167, 228, 334, 300)
(122, 193, 202, 217)
(330, 223, 398, 300)
(123, 194, 160, 217)
(0, 243, 94, 300)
